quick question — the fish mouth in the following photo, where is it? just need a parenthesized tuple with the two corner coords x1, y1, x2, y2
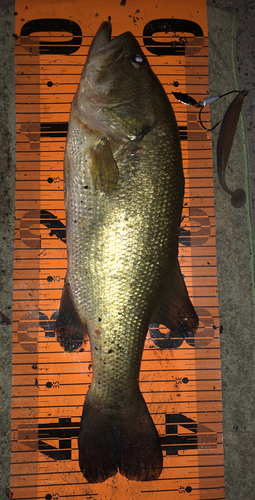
(87, 21, 133, 70)
(87, 21, 112, 59)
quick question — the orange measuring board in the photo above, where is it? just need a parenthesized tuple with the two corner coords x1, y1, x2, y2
(12, 1, 225, 499)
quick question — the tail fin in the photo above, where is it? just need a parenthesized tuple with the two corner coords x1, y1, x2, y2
(78, 389, 163, 483)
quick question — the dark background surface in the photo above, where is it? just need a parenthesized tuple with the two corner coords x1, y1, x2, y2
(0, 1, 254, 498)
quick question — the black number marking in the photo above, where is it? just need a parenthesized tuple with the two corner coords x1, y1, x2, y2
(17, 311, 58, 352)
(160, 413, 217, 455)
(39, 123, 187, 140)
(19, 414, 216, 460)
(38, 418, 79, 460)
(40, 210, 66, 243)
(40, 123, 186, 140)
(19, 210, 42, 249)
(179, 126, 188, 141)
(180, 207, 211, 247)
(149, 307, 216, 349)
(18, 418, 79, 461)
(20, 19, 82, 55)
(186, 307, 216, 348)
(39, 311, 58, 338)
(149, 324, 184, 349)
(179, 226, 191, 246)
(17, 311, 39, 352)
(41, 122, 68, 138)
(20, 123, 40, 150)
(143, 19, 203, 56)
(19, 210, 66, 248)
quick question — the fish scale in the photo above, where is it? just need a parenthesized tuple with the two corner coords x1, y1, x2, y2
(56, 20, 198, 483)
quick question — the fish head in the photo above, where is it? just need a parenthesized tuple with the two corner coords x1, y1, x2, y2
(75, 21, 165, 140)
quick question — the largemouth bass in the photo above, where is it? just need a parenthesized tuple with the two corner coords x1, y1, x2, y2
(56, 21, 198, 483)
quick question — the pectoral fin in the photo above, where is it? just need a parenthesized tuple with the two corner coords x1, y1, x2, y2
(150, 261, 199, 337)
(90, 139, 119, 193)
(55, 275, 87, 352)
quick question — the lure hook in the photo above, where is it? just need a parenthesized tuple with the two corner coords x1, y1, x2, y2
(172, 89, 248, 131)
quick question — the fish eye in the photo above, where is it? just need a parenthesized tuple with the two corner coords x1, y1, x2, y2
(131, 54, 146, 69)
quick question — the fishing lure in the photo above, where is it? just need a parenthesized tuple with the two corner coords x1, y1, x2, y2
(216, 90, 247, 208)
(172, 89, 247, 208)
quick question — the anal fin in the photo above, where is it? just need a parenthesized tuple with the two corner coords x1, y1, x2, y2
(150, 261, 199, 338)
(55, 276, 87, 352)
